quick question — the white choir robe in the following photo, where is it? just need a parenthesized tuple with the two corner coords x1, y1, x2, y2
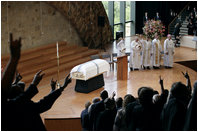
(142, 40, 152, 67)
(164, 38, 175, 67)
(151, 39, 162, 67)
(139, 39, 146, 66)
(129, 40, 143, 70)
(117, 40, 126, 56)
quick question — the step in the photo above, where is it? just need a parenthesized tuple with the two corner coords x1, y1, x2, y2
(179, 33, 188, 35)
(1, 45, 80, 68)
(18, 49, 98, 77)
(1, 41, 67, 62)
(1, 42, 69, 66)
(180, 31, 188, 34)
(182, 23, 188, 26)
(17, 46, 88, 71)
(180, 27, 188, 30)
(17, 49, 89, 76)
(22, 56, 93, 84)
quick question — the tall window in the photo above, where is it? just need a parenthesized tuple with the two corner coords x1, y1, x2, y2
(125, 1, 131, 37)
(102, 1, 135, 40)
(114, 1, 121, 39)
(102, 1, 108, 17)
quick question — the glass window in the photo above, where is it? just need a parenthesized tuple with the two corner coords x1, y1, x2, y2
(102, 1, 108, 17)
(114, 25, 121, 39)
(114, 1, 120, 24)
(125, 23, 131, 37)
(126, 1, 130, 21)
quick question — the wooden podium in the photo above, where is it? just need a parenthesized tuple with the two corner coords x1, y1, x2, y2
(117, 55, 128, 80)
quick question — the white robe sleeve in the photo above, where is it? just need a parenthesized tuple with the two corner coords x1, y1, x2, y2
(164, 39, 168, 54)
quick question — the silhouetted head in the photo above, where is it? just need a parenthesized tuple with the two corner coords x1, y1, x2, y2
(138, 87, 154, 106)
(115, 97, 123, 109)
(100, 90, 108, 100)
(170, 82, 191, 104)
(152, 94, 160, 104)
(153, 90, 159, 95)
(9, 82, 25, 99)
(193, 81, 197, 90)
(123, 94, 136, 108)
(85, 101, 91, 109)
(138, 87, 144, 97)
(92, 97, 100, 104)
(104, 98, 115, 110)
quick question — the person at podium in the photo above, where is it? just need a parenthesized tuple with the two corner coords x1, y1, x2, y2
(117, 37, 126, 57)
(129, 37, 143, 71)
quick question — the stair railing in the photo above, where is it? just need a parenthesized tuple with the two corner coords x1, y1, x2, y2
(168, 2, 191, 34)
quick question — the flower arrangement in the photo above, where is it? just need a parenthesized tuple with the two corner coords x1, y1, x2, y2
(142, 20, 165, 40)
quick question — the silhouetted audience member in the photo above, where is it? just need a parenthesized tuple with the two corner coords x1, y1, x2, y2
(96, 98, 117, 131)
(188, 12, 195, 23)
(89, 90, 108, 130)
(5, 71, 71, 131)
(115, 97, 123, 111)
(128, 87, 161, 130)
(187, 19, 195, 35)
(2, 33, 22, 130)
(2, 33, 72, 131)
(113, 94, 136, 130)
(81, 101, 91, 131)
(183, 81, 197, 131)
(161, 82, 191, 131)
(153, 76, 169, 112)
(88, 97, 100, 113)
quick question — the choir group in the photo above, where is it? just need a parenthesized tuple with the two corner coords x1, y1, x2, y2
(117, 33, 175, 71)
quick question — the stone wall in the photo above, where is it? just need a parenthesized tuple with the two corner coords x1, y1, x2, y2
(1, 1, 83, 55)
(47, 1, 113, 49)
(1, 1, 113, 55)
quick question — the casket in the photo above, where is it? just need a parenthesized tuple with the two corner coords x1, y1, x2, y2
(70, 59, 110, 93)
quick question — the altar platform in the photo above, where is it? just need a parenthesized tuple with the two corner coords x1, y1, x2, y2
(36, 37, 197, 130)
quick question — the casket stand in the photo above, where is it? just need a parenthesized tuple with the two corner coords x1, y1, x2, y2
(70, 59, 110, 93)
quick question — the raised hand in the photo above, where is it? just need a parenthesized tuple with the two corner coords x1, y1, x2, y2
(159, 75, 164, 93)
(9, 33, 22, 60)
(31, 70, 45, 86)
(50, 78, 57, 91)
(159, 75, 163, 85)
(182, 71, 190, 79)
(60, 73, 72, 91)
(112, 91, 116, 99)
(13, 72, 22, 84)
(182, 71, 192, 92)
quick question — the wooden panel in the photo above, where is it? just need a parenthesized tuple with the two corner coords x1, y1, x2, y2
(117, 55, 128, 80)
(45, 118, 82, 131)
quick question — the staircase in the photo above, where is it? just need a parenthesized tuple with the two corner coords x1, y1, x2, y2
(179, 20, 189, 36)
(168, 2, 191, 46)
(1, 42, 99, 86)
